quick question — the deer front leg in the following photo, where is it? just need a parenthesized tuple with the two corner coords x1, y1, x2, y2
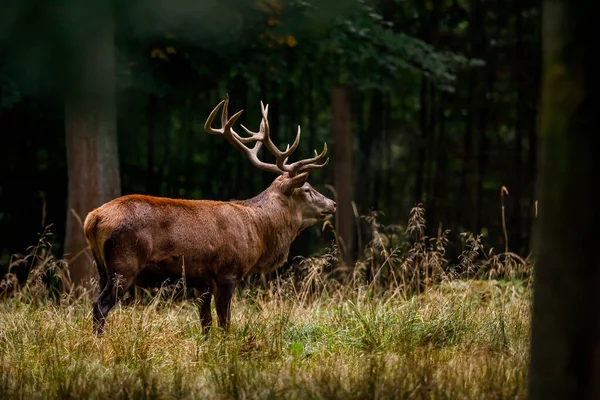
(215, 278, 236, 331)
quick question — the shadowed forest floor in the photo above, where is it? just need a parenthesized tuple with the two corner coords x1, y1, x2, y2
(0, 277, 530, 399)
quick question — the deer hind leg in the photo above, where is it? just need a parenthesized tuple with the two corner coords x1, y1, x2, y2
(92, 253, 108, 293)
(193, 281, 213, 333)
(215, 277, 236, 331)
(92, 252, 139, 336)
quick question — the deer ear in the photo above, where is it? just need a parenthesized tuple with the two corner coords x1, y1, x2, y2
(281, 172, 309, 195)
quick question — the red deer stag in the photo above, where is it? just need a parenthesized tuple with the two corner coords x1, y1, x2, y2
(84, 95, 336, 335)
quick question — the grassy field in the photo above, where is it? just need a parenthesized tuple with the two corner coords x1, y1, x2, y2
(0, 208, 533, 399)
(0, 276, 531, 399)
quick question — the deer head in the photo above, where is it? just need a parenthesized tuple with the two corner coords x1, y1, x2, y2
(204, 95, 336, 228)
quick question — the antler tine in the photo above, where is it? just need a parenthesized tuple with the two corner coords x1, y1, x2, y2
(221, 93, 232, 128)
(283, 144, 291, 165)
(258, 105, 306, 172)
(225, 109, 245, 131)
(204, 99, 226, 135)
(261, 101, 268, 121)
(282, 126, 301, 158)
(286, 142, 328, 175)
(234, 126, 260, 144)
(238, 101, 269, 141)
(294, 157, 330, 174)
(204, 95, 281, 175)
(204, 94, 245, 135)
(238, 102, 269, 143)
(258, 103, 290, 171)
(238, 100, 297, 173)
(205, 95, 330, 178)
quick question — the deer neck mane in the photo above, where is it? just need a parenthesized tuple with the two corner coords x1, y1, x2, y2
(241, 186, 302, 237)
(238, 185, 303, 274)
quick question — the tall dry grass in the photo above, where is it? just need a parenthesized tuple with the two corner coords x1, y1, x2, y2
(0, 205, 533, 399)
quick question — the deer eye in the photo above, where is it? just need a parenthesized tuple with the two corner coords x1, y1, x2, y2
(304, 187, 310, 193)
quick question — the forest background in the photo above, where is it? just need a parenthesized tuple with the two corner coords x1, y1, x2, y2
(0, 0, 540, 283)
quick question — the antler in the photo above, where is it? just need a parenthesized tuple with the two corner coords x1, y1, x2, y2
(204, 94, 329, 177)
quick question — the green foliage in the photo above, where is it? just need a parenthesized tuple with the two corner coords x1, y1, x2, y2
(0, 0, 478, 117)
(120, 0, 477, 96)
(321, 0, 472, 91)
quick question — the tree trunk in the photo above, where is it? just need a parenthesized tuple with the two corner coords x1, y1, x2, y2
(469, 0, 486, 234)
(182, 96, 195, 196)
(232, 75, 248, 198)
(473, 94, 489, 235)
(373, 94, 388, 211)
(528, 1, 598, 398)
(414, 77, 428, 204)
(524, 16, 542, 255)
(162, 96, 175, 198)
(425, 85, 437, 236)
(259, 80, 280, 189)
(429, 92, 446, 232)
(383, 94, 393, 220)
(289, 69, 313, 260)
(146, 94, 158, 195)
(356, 90, 383, 212)
(457, 67, 475, 230)
(64, 12, 120, 289)
(331, 86, 353, 267)
(307, 71, 316, 164)
(511, 5, 525, 253)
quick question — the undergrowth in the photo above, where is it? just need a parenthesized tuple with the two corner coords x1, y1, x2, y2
(0, 205, 533, 399)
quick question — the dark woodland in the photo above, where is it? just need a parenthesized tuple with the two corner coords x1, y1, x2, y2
(2, 0, 598, 398)
(0, 0, 541, 277)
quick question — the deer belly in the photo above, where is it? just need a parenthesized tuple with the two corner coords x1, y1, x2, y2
(135, 255, 206, 286)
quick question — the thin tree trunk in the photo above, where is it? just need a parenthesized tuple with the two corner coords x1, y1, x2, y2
(146, 94, 158, 195)
(356, 90, 383, 212)
(331, 86, 353, 267)
(268, 90, 280, 163)
(473, 95, 489, 234)
(361, 90, 384, 281)
(525, 93, 539, 251)
(425, 85, 437, 235)
(307, 71, 316, 165)
(457, 71, 474, 230)
(286, 68, 310, 261)
(423, 1, 439, 228)
(286, 62, 297, 144)
(524, 16, 542, 254)
(64, 11, 120, 289)
(259, 78, 279, 188)
(469, 0, 486, 234)
(247, 89, 255, 196)
(528, 1, 599, 398)
(183, 96, 195, 196)
(368, 91, 384, 209)
(156, 94, 172, 197)
(232, 75, 248, 198)
(258, 75, 268, 190)
(266, 96, 280, 188)
(414, 77, 428, 204)
(373, 94, 388, 211)
(511, 5, 525, 253)
(204, 91, 218, 198)
(354, 91, 366, 187)
(430, 92, 446, 232)
(383, 94, 393, 220)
